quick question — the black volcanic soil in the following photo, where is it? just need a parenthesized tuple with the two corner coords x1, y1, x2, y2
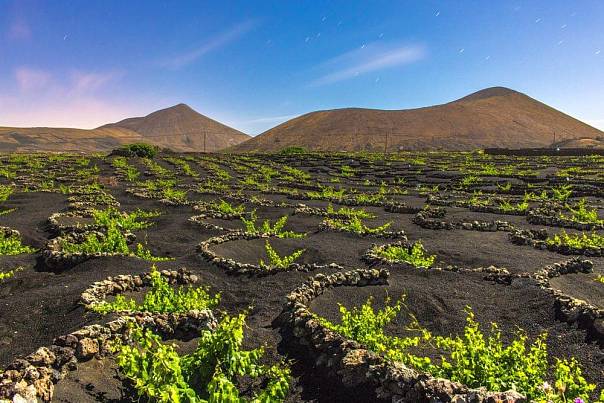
(0, 152, 602, 402)
(309, 271, 604, 388)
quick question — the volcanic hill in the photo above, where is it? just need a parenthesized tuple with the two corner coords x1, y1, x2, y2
(229, 87, 603, 152)
(99, 103, 249, 152)
(0, 104, 249, 153)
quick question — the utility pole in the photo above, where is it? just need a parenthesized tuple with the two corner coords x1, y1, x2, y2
(355, 113, 360, 150)
(203, 130, 207, 153)
(384, 129, 389, 153)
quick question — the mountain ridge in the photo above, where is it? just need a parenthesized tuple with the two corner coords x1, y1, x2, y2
(0, 104, 249, 153)
(99, 103, 250, 151)
(229, 87, 603, 152)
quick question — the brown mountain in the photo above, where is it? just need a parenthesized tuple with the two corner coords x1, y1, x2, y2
(100, 103, 249, 152)
(0, 126, 143, 153)
(230, 87, 603, 152)
(0, 104, 249, 153)
(554, 137, 604, 149)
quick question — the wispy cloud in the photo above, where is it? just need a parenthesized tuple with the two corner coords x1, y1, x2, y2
(15, 67, 51, 91)
(15, 67, 123, 94)
(3, 67, 135, 128)
(161, 20, 258, 69)
(7, 18, 31, 40)
(70, 71, 124, 93)
(310, 42, 426, 86)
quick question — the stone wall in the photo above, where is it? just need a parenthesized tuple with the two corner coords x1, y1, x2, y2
(0, 268, 215, 402)
(509, 229, 604, 257)
(281, 268, 526, 402)
(197, 231, 343, 275)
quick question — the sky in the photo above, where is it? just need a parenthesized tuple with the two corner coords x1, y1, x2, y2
(1, 0, 603, 134)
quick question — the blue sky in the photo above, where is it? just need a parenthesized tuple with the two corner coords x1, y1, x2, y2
(1, 0, 603, 134)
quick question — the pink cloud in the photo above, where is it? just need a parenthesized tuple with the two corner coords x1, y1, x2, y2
(4, 67, 139, 128)
(15, 67, 51, 91)
(70, 71, 124, 93)
(7, 19, 31, 40)
(14, 67, 123, 94)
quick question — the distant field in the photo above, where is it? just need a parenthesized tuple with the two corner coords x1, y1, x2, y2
(0, 150, 602, 402)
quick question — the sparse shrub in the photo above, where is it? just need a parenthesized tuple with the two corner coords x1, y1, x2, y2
(199, 159, 231, 181)
(0, 185, 13, 202)
(60, 222, 172, 260)
(116, 314, 291, 402)
(355, 191, 385, 204)
(112, 156, 140, 181)
(316, 296, 432, 371)
(140, 179, 176, 192)
(118, 143, 158, 158)
(325, 203, 375, 219)
(432, 310, 595, 402)
(469, 191, 490, 207)
(91, 207, 160, 231)
(134, 243, 175, 262)
(560, 198, 603, 224)
(241, 212, 305, 238)
(460, 175, 480, 188)
(241, 176, 270, 191)
(497, 182, 512, 192)
(551, 184, 573, 202)
(417, 184, 439, 195)
(280, 165, 311, 183)
(164, 157, 199, 177)
(259, 240, 305, 270)
(257, 165, 279, 183)
(197, 178, 230, 193)
(323, 216, 391, 235)
(373, 241, 435, 268)
(164, 188, 187, 203)
(0, 208, 16, 216)
(60, 224, 129, 255)
(340, 165, 356, 177)
(546, 230, 604, 249)
(207, 199, 245, 216)
(142, 158, 173, 177)
(91, 266, 219, 314)
(0, 232, 35, 255)
(279, 146, 307, 155)
(317, 297, 598, 402)
(498, 198, 529, 213)
(0, 267, 23, 282)
(306, 185, 346, 201)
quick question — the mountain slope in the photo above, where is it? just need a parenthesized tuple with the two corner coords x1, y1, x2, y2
(554, 137, 604, 149)
(100, 104, 249, 152)
(0, 126, 143, 153)
(0, 104, 249, 153)
(230, 87, 603, 152)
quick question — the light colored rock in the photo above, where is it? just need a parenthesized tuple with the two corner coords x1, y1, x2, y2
(76, 338, 99, 359)
(27, 347, 56, 367)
